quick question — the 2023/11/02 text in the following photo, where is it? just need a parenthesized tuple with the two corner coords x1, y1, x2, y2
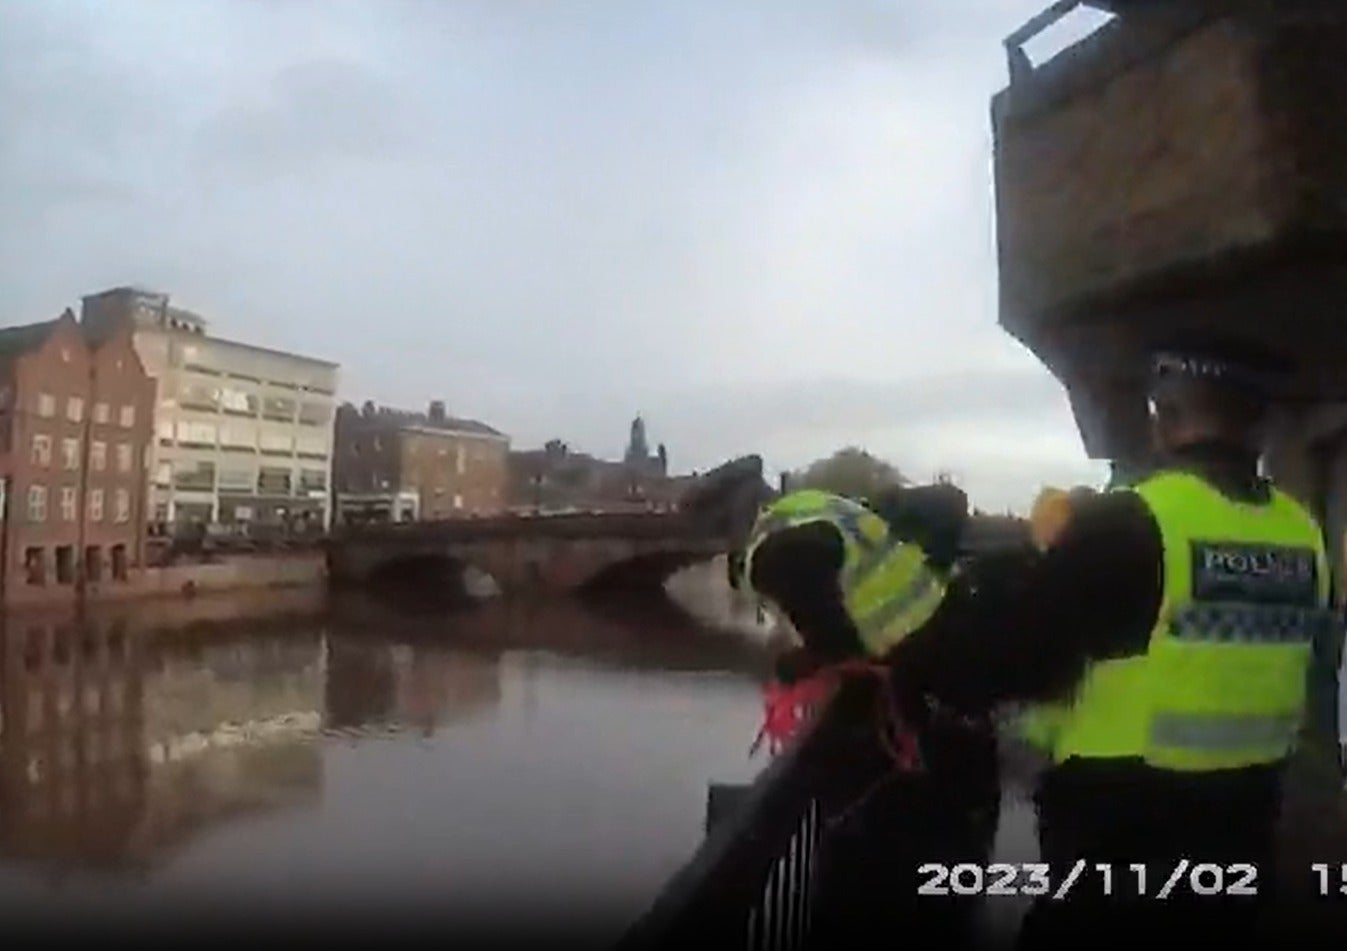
(917, 860, 1260, 900)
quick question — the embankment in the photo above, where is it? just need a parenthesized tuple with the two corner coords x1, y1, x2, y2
(6, 552, 327, 610)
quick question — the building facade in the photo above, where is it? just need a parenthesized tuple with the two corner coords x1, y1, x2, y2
(507, 415, 683, 512)
(332, 400, 510, 524)
(80, 287, 339, 532)
(0, 311, 155, 604)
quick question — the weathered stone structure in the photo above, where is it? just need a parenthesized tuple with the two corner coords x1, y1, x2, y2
(993, 0, 1347, 741)
(995, 0, 1347, 467)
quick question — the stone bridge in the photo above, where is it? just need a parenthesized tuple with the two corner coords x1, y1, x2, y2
(324, 511, 730, 596)
(325, 455, 773, 597)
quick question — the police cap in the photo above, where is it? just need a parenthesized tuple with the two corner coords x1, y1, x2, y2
(1146, 336, 1292, 400)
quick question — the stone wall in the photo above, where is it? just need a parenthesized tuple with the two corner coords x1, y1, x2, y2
(3, 552, 326, 609)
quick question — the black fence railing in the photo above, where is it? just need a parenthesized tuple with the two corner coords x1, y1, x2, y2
(617, 525, 1036, 951)
(615, 680, 870, 951)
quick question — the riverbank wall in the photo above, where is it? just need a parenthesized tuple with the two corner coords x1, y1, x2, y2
(4, 551, 327, 610)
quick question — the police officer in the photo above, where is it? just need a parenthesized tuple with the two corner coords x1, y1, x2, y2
(733, 487, 954, 675)
(730, 484, 1000, 944)
(887, 339, 1340, 945)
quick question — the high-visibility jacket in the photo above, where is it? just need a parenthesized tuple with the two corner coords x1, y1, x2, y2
(1030, 470, 1336, 771)
(741, 489, 946, 657)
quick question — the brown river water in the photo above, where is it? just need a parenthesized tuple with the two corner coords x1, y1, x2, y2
(0, 585, 774, 941)
(0, 579, 1343, 945)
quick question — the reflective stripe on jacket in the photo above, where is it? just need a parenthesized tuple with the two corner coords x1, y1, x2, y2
(742, 489, 946, 657)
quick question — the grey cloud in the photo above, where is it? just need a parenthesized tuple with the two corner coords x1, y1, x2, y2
(489, 367, 1074, 468)
(192, 59, 410, 181)
(0, 0, 1107, 508)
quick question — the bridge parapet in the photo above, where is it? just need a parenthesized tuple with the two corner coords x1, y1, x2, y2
(328, 510, 711, 544)
(326, 511, 729, 595)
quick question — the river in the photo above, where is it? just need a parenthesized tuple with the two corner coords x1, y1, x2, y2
(0, 583, 774, 941)
(5, 577, 1343, 944)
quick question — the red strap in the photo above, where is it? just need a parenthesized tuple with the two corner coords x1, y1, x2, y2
(749, 661, 923, 772)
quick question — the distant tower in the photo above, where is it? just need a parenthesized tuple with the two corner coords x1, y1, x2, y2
(657, 443, 668, 476)
(624, 414, 650, 465)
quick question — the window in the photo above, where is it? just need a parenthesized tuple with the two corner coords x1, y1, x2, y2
(297, 435, 327, 458)
(61, 438, 79, 471)
(456, 446, 466, 475)
(55, 546, 74, 585)
(298, 401, 330, 425)
(27, 485, 46, 522)
(220, 423, 256, 449)
(299, 468, 327, 493)
(119, 404, 135, 428)
(218, 467, 256, 492)
(94, 402, 110, 424)
(153, 462, 171, 487)
(24, 548, 44, 586)
(116, 443, 132, 473)
(88, 489, 104, 522)
(262, 396, 296, 421)
(219, 387, 258, 415)
(258, 466, 292, 496)
(90, 441, 106, 471)
(66, 397, 83, 423)
(37, 393, 55, 417)
(260, 431, 293, 455)
(60, 487, 76, 522)
(453, 493, 463, 509)
(157, 419, 174, 443)
(30, 434, 51, 466)
(175, 421, 216, 447)
(173, 461, 215, 491)
(178, 385, 217, 412)
(114, 489, 130, 523)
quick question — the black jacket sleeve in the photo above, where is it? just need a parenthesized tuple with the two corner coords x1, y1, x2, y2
(746, 520, 863, 660)
(888, 490, 1165, 712)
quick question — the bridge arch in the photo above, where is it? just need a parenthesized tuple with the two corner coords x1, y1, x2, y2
(577, 549, 720, 595)
(362, 550, 498, 601)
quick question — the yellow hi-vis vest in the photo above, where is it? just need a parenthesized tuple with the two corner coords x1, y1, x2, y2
(741, 489, 946, 657)
(1039, 470, 1335, 772)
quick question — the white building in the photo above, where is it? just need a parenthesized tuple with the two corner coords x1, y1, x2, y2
(80, 287, 339, 530)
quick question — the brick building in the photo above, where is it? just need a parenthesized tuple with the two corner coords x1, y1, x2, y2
(80, 286, 339, 532)
(332, 400, 510, 524)
(0, 310, 155, 604)
(507, 415, 686, 512)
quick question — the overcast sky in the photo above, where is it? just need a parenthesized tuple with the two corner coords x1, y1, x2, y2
(0, 0, 1115, 512)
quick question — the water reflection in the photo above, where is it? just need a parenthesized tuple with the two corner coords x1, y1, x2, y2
(0, 592, 766, 937)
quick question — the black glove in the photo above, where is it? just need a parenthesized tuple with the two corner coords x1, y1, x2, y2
(868, 483, 969, 571)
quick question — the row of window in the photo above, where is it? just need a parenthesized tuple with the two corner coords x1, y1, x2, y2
(172, 384, 330, 424)
(34, 395, 136, 428)
(23, 543, 130, 588)
(31, 435, 136, 473)
(156, 419, 329, 456)
(26, 486, 130, 523)
(349, 439, 488, 474)
(153, 461, 327, 494)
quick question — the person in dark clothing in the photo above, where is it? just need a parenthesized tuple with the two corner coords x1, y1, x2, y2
(887, 341, 1341, 946)
(741, 483, 1002, 945)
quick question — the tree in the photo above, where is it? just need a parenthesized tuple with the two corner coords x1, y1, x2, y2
(790, 447, 908, 498)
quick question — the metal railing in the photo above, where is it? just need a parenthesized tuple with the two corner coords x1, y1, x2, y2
(617, 529, 1035, 951)
(615, 681, 870, 951)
